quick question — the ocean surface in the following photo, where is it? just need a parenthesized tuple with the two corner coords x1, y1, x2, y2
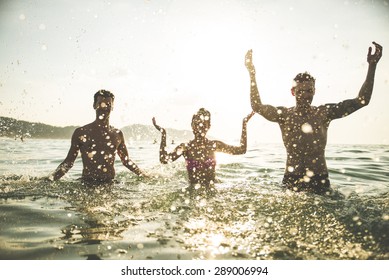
(0, 138, 388, 260)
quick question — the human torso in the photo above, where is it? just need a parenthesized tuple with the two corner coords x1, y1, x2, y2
(279, 105, 330, 177)
(183, 138, 217, 187)
(75, 122, 122, 181)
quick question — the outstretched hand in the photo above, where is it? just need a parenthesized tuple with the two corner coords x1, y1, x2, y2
(245, 49, 256, 75)
(367, 41, 383, 65)
(152, 117, 165, 133)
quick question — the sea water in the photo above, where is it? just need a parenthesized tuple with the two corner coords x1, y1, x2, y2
(0, 138, 388, 260)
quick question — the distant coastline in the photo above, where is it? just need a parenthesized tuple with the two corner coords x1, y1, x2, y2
(0, 116, 193, 142)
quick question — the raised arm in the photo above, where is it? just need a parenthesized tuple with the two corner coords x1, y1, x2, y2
(326, 42, 383, 120)
(360, 42, 383, 103)
(245, 50, 286, 123)
(117, 130, 145, 176)
(51, 129, 80, 181)
(152, 117, 184, 164)
(215, 112, 254, 155)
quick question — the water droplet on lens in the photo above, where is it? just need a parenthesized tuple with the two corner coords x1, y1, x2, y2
(289, 228, 298, 235)
(301, 123, 313, 133)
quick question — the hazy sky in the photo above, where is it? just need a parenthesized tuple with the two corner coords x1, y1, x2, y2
(1, 0, 388, 144)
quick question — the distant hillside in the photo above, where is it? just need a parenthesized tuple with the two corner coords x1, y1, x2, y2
(0, 116, 193, 141)
(0, 116, 77, 139)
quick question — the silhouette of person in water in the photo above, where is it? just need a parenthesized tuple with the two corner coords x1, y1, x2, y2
(245, 42, 383, 195)
(152, 108, 254, 196)
(50, 90, 146, 184)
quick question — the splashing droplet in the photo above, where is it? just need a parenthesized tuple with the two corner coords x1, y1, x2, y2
(301, 123, 313, 134)
(306, 170, 314, 177)
(289, 227, 298, 235)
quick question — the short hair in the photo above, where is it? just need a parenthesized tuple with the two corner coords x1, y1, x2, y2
(93, 89, 115, 107)
(192, 108, 211, 129)
(293, 72, 316, 84)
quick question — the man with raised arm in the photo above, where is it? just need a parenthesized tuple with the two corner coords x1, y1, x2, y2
(245, 42, 382, 194)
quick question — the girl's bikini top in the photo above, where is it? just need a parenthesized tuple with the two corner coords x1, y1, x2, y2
(185, 157, 216, 171)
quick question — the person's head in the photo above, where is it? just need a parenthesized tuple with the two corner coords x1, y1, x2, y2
(93, 89, 115, 111)
(191, 108, 211, 137)
(291, 72, 316, 106)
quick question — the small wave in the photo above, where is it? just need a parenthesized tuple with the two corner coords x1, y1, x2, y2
(1, 142, 389, 259)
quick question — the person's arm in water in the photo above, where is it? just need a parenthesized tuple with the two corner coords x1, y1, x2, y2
(152, 117, 185, 164)
(117, 130, 146, 176)
(245, 50, 286, 122)
(215, 112, 254, 155)
(50, 129, 80, 181)
(325, 42, 383, 120)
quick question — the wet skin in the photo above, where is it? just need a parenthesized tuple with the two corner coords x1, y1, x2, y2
(152, 111, 254, 192)
(245, 42, 383, 179)
(51, 95, 144, 183)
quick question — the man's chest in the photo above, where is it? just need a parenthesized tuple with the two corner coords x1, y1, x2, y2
(79, 131, 121, 151)
(281, 110, 329, 133)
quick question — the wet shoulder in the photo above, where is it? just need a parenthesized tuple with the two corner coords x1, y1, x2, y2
(74, 125, 90, 136)
(187, 140, 197, 149)
(109, 126, 122, 135)
(108, 127, 124, 144)
(211, 139, 224, 149)
(316, 104, 331, 118)
(76, 122, 94, 132)
(177, 142, 189, 152)
(278, 106, 294, 116)
(72, 125, 93, 144)
(284, 106, 294, 114)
